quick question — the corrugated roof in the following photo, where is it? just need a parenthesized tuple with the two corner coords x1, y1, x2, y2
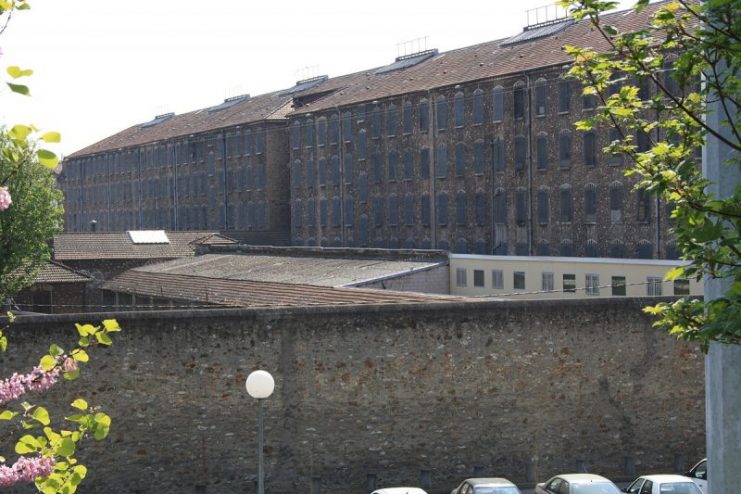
(290, 1, 674, 114)
(103, 270, 465, 309)
(53, 232, 237, 261)
(126, 253, 444, 287)
(33, 262, 92, 284)
(68, 92, 294, 158)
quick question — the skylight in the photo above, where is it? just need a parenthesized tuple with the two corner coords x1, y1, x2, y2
(128, 230, 170, 244)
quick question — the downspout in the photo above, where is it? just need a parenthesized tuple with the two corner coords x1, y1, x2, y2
(136, 148, 142, 229)
(654, 106, 661, 258)
(173, 141, 179, 230)
(337, 106, 345, 246)
(525, 73, 534, 256)
(428, 89, 437, 248)
(221, 132, 229, 230)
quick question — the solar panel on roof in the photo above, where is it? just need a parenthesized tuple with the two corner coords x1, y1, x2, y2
(500, 19, 573, 46)
(279, 75, 329, 96)
(208, 94, 251, 112)
(140, 112, 175, 128)
(128, 230, 170, 244)
(375, 49, 438, 75)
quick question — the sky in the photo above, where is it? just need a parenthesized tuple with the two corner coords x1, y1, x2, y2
(0, 0, 634, 157)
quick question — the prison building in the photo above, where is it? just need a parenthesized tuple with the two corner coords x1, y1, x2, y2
(59, 0, 683, 259)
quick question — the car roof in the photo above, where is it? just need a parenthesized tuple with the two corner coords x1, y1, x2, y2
(371, 488, 428, 494)
(639, 474, 697, 483)
(464, 478, 517, 486)
(553, 474, 614, 484)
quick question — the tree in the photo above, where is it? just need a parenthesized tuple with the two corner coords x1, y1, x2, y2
(559, 0, 740, 351)
(1, 1, 121, 492)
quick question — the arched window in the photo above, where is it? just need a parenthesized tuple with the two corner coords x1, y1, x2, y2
(329, 114, 339, 144)
(317, 117, 327, 147)
(475, 139, 486, 175)
(388, 237, 400, 249)
(585, 239, 599, 257)
(331, 155, 340, 185)
(455, 142, 466, 177)
(475, 239, 487, 255)
(403, 151, 413, 180)
(492, 137, 504, 172)
(609, 181, 624, 223)
(358, 129, 367, 160)
(331, 196, 341, 226)
(560, 184, 573, 222)
(472, 88, 484, 124)
(342, 111, 353, 143)
(404, 193, 415, 226)
(437, 192, 449, 226)
(436, 95, 448, 130)
(292, 159, 302, 188)
(537, 188, 549, 225)
(609, 239, 626, 258)
(437, 239, 450, 251)
(372, 152, 383, 183)
(559, 130, 572, 168)
(319, 198, 328, 226)
(636, 189, 651, 222)
(344, 153, 354, 185)
(358, 214, 369, 246)
(515, 188, 527, 226)
(535, 78, 547, 116)
(306, 158, 315, 187)
(306, 198, 316, 227)
(372, 196, 384, 227)
(493, 188, 507, 224)
(636, 240, 653, 259)
(418, 99, 430, 132)
(304, 117, 314, 147)
(292, 199, 303, 228)
(456, 191, 467, 226)
(608, 128, 624, 165)
(454, 91, 465, 127)
(291, 120, 301, 149)
(537, 240, 550, 256)
(560, 239, 574, 257)
(584, 183, 598, 224)
(492, 86, 504, 122)
(404, 237, 416, 249)
(558, 76, 571, 113)
(537, 133, 548, 170)
(475, 191, 487, 226)
(358, 173, 368, 202)
(318, 158, 327, 186)
(387, 103, 398, 136)
(420, 148, 430, 178)
(584, 131, 597, 166)
(402, 101, 413, 134)
(454, 238, 468, 254)
(436, 143, 448, 178)
(388, 194, 399, 226)
(514, 81, 526, 119)
(514, 136, 527, 170)
(583, 87, 596, 110)
(388, 151, 398, 181)
(666, 240, 679, 260)
(344, 196, 354, 226)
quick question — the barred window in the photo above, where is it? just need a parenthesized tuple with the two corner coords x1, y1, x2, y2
(388, 151, 398, 181)
(436, 143, 448, 178)
(560, 185, 573, 223)
(537, 189, 549, 225)
(584, 131, 597, 166)
(387, 103, 398, 137)
(492, 137, 504, 172)
(610, 182, 624, 224)
(563, 273, 576, 293)
(403, 151, 413, 180)
(647, 277, 663, 296)
(537, 134, 548, 170)
(473, 269, 485, 287)
(419, 99, 430, 132)
(456, 191, 467, 226)
(492, 86, 504, 122)
(358, 129, 367, 161)
(420, 148, 430, 178)
(584, 183, 597, 224)
(455, 142, 466, 177)
(514, 136, 527, 170)
(437, 192, 449, 226)
(492, 269, 504, 289)
(542, 272, 554, 292)
(456, 268, 467, 287)
(403, 101, 413, 134)
(475, 192, 487, 226)
(473, 88, 484, 124)
(513, 271, 526, 290)
(558, 76, 571, 113)
(454, 91, 465, 127)
(559, 130, 572, 167)
(535, 78, 547, 116)
(612, 276, 626, 296)
(436, 95, 448, 130)
(475, 140, 486, 175)
(514, 82, 525, 119)
(586, 273, 600, 296)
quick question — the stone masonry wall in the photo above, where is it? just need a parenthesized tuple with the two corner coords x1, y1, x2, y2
(0, 299, 704, 494)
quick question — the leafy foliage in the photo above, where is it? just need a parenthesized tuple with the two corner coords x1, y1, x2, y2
(560, 0, 740, 350)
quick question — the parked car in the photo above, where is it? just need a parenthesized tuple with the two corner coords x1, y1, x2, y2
(684, 458, 708, 493)
(451, 477, 522, 494)
(624, 474, 703, 494)
(535, 473, 621, 494)
(371, 488, 428, 494)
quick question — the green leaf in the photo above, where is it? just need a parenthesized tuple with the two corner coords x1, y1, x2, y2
(40, 131, 61, 143)
(77, 336, 90, 348)
(664, 266, 686, 281)
(72, 349, 89, 362)
(15, 434, 40, 454)
(7, 82, 30, 95)
(0, 336, 6, 352)
(95, 332, 112, 346)
(0, 410, 18, 420)
(71, 399, 88, 411)
(32, 407, 50, 426)
(55, 437, 75, 457)
(102, 319, 121, 332)
(37, 149, 59, 169)
(6, 66, 34, 78)
(63, 369, 80, 381)
(75, 324, 96, 336)
(40, 354, 57, 371)
(49, 344, 64, 356)
(9, 124, 32, 141)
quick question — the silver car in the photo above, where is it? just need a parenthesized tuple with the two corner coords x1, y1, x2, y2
(451, 477, 521, 494)
(624, 474, 703, 494)
(535, 473, 621, 494)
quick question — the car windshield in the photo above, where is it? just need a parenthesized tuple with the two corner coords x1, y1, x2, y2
(659, 483, 703, 494)
(476, 488, 520, 494)
(572, 483, 622, 494)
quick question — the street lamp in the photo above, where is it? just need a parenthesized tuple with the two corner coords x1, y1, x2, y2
(245, 370, 275, 494)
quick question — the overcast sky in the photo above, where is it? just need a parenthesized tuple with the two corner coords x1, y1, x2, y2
(0, 0, 633, 156)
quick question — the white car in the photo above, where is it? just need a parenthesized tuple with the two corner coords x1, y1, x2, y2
(535, 473, 621, 494)
(684, 458, 708, 493)
(451, 477, 522, 494)
(624, 474, 703, 494)
(371, 488, 428, 494)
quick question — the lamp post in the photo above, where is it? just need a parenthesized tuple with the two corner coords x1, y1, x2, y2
(245, 370, 274, 494)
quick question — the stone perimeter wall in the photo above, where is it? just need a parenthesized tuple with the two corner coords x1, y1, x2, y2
(0, 298, 704, 494)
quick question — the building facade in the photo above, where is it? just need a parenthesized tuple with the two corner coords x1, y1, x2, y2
(59, 1, 683, 259)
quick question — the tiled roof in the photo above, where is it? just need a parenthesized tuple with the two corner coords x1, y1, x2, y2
(103, 270, 466, 309)
(124, 253, 444, 287)
(53, 231, 236, 261)
(68, 92, 294, 158)
(290, 1, 674, 114)
(33, 262, 92, 284)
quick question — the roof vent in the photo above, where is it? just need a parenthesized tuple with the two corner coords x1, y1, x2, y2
(501, 4, 573, 46)
(209, 94, 251, 112)
(128, 230, 170, 244)
(279, 75, 329, 96)
(375, 48, 438, 75)
(140, 112, 175, 128)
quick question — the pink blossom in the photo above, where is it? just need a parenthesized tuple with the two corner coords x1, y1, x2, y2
(62, 358, 78, 373)
(0, 186, 11, 211)
(0, 456, 55, 486)
(0, 366, 60, 406)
